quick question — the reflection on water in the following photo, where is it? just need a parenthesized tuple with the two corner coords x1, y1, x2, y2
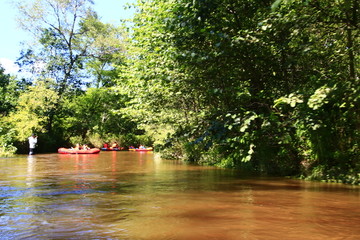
(0, 152, 359, 239)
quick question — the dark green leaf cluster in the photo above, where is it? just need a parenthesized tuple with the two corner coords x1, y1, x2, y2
(128, 0, 359, 183)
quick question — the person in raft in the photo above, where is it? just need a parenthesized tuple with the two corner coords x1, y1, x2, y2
(111, 142, 119, 149)
(82, 144, 90, 150)
(73, 143, 81, 150)
(28, 133, 38, 155)
(103, 143, 109, 149)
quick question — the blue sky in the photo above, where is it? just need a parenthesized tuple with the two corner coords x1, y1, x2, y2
(0, 0, 136, 74)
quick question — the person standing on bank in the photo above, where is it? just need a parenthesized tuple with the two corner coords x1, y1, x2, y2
(28, 133, 38, 155)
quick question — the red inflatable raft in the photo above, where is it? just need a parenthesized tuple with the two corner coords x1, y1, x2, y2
(58, 148, 101, 154)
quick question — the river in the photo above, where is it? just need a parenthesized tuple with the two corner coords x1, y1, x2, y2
(0, 151, 359, 239)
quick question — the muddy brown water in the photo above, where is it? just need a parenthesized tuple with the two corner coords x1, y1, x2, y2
(0, 151, 359, 239)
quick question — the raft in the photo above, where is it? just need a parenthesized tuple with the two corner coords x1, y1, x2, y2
(58, 148, 101, 154)
(101, 147, 125, 151)
(129, 147, 153, 152)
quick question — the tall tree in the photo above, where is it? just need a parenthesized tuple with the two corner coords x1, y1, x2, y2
(79, 14, 126, 88)
(15, 0, 95, 94)
(14, 0, 126, 134)
(270, 0, 359, 181)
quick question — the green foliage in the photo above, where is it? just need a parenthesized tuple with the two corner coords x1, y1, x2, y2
(58, 87, 147, 148)
(307, 86, 331, 110)
(15, 0, 97, 93)
(0, 125, 17, 157)
(65, 88, 128, 133)
(79, 13, 126, 87)
(0, 66, 29, 116)
(0, 66, 13, 115)
(5, 80, 59, 141)
(127, 0, 359, 184)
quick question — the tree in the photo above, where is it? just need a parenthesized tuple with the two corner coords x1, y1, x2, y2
(15, 0, 127, 91)
(127, 0, 359, 183)
(270, 0, 359, 182)
(14, 0, 127, 136)
(0, 66, 22, 156)
(79, 14, 126, 88)
(0, 65, 15, 116)
(127, 0, 281, 164)
(15, 0, 96, 93)
(62, 87, 138, 141)
(4, 80, 59, 141)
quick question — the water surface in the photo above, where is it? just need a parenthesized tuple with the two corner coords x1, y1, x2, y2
(0, 152, 359, 239)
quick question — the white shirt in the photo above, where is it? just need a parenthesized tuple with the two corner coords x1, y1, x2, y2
(28, 136, 37, 148)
